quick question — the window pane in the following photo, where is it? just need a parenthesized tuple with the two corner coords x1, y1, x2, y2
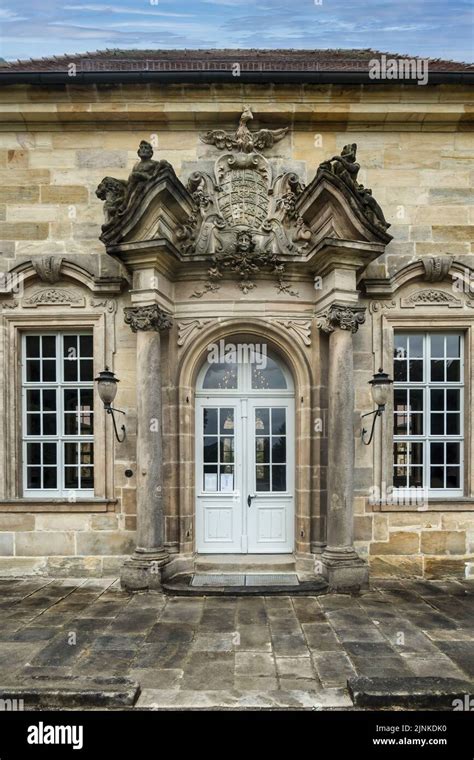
(409, 467, 423, 488)
(394, 334, 407, 359)
(203, 437, 218, 462)
(393, 360, 407, 382)
(43, 415, 57, 436)
(430, 389, 444, 411)
(43, 443, 57, 465)
(409, 335, 423, 358)
(27, 468, 41, 488)
(255, 409, 269, 435)
(64, 414, 78, 435)
(409, 414, 423, 436)
(42, 360, 56, 382)
(26, 390, 40, 411)
(26, 442, 41, 464)
(272, 436, 286, 463)
(447, 389, 460, 410)
(26, 336, 40, 357)
(219, 408, 234, 434)
(446, 442, 460, 463)
(220, 437, 234, 463)
(64, 389, 78, 411)
(80, 360, 93, 382)
(80, 335, 93, 357)
(446, 414, 460, 435)
(26, 361, 40, 382)
(446, 467, 460, 488)
(65, 468, 78, 489)
(42, 390, 56, 412)
(256, 437, 269, 464)
(271, 408, 286, 435)
(27, 415, 40, 435)
(203, 465, 218, 492)
(409, 360, 423, 382)
(43, 468, 57, 489)
(447, 360, 460, 381)
(256, 465, 270, 491)
(65, 442, 78, 465)
(81, 443, 93, 467)
(410, 389, 423, 412)
(203, 408, 218, 435)
(219, 465, 233, 492)
(431, 414, 444, 435)
(430, 467, 444, 488)
(42, 335, 56, 358)
(202, 363, 237, 389)
(446, 335, 461, 357)
(272, 465, 286, 491)
(251, 356, 287, 390)
(431, 360, 444, 382)
(430, 335, 445, 357)
(80, 468, 93, 489)
(431, 442, 444, 464)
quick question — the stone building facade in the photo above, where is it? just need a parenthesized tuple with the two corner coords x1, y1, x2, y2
(0, 51, 473, 590)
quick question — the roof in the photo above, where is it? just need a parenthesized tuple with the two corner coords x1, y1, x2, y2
(2, 48, 473, 73)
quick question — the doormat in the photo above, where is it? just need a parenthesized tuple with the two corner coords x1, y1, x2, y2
(191, 573, 298, 587)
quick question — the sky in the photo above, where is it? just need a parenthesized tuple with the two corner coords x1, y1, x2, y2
(0, 0, 472, 63)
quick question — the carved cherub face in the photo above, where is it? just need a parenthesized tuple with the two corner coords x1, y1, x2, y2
(138, 141, 153, 160)
(237, 231, 252, 252)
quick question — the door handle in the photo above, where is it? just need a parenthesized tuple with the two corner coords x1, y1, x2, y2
(247, 494, 256, 507)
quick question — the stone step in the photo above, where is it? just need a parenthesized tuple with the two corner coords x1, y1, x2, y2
(194, 554, 296, 573)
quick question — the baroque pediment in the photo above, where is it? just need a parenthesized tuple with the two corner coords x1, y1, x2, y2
(96, 113, 392, 285)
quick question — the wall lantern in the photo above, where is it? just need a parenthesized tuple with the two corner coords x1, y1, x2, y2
(361, 368, 393, 446)
(95, 367, 126, 443)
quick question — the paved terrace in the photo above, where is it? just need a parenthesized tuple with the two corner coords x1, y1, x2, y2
(0, 578, 472, 709)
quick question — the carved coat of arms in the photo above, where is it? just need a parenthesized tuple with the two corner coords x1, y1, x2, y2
(178, 106, 310, 297)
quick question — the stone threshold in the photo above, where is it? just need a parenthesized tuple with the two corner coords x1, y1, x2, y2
(0, 676, 140, 708)
(162, 573, 328, 596)
(136, 687, 352, 710)
(348, 676, 474, 709)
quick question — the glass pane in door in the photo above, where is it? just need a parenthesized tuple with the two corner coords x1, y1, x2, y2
(255, 407, 287, 492)
(202, 407, 235, 492)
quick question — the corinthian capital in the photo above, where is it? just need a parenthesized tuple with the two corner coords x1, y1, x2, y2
(124, 304, 173, 333)
(317, 304, 365, 334)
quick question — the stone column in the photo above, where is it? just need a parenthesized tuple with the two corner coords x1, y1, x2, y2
(317, 303, 369, 592)
(121, 303, 172, 591)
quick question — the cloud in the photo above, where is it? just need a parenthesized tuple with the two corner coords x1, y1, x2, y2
(0, 0, 471, 63)
(63, 4, 194, 17)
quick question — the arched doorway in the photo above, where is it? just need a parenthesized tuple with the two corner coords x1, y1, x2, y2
(195, 341, 295, 553)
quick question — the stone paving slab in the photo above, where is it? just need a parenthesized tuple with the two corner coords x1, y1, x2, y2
(0, 577, 472, 709)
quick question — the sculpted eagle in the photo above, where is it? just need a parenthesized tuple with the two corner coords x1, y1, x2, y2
(201, 105, 288, 153)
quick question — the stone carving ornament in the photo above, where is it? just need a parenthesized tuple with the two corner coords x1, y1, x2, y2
(124, 304, 173, 332)
(422, 255, 453, 282)
(32, 256, 63, 284)
(186, 107, 309, 297)
(317, 304, 366, 334)
(23, 288, 84, 307)
(200, 104, 288, 153)
(317, 144, 389, 232)
(401, 289, 462, 308)
(96, 141, 174, 230)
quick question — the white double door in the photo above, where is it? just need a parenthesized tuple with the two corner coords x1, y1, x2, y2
(196, 397, 294, 553)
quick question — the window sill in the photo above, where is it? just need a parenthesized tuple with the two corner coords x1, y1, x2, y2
(372, 498, 474, 513)
(0, 499, 117, 513)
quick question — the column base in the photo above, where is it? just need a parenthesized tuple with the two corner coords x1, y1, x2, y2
(120, 548, 169, 592)
(320, 546, 369, 593)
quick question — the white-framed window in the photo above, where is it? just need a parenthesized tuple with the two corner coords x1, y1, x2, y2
(393, 331, 464, 498)
(22, 332, 94, 498)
